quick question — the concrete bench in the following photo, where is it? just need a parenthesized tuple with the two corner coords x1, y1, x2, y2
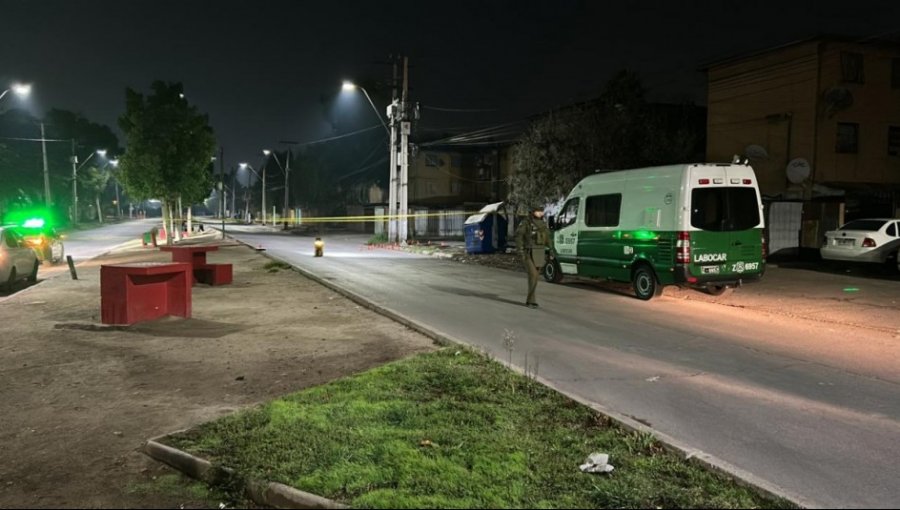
(159, 245, 232, 286)
(100, 263, 192, 325)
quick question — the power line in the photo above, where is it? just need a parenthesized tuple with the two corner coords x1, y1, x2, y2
(0, 136, 70, 142)
(422, 105, 500, 113)
(292, 124, 384, 147)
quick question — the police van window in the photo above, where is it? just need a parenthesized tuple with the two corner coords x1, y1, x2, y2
(691, 188, 760, 232)
(557, 198, 580, 228)
(585, 194, 622, 227)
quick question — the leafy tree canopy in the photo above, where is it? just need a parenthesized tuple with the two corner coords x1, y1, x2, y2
(509, 70, 703, 212)
(118, 81, 216, 204)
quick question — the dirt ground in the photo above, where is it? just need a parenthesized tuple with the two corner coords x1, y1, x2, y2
(0, 236, 436, 509)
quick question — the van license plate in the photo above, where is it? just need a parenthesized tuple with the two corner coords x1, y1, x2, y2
(701, 265, 720, 274)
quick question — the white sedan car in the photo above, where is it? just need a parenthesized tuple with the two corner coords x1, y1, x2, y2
(0, 226, 40, 290)
(820, 218, 900, 271)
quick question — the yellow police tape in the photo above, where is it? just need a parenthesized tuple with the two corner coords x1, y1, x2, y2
(167, 210, 490, 224)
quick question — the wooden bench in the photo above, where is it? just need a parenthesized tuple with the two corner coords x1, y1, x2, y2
(159, 245, 232, 286)
(100, 263, 192, 325)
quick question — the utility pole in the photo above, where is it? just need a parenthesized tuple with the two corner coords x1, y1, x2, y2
(284, 149, 290, 228)
(231, 166, 236, 220)
(261, 164, 267, 225)
(70, 139, 79, 224)
(387, 56, 400, 243)
(278, 141, 298, 229)
(40, 123, 51, 205)
(219, 147, 225, 239)
(399, 55, 410, 244)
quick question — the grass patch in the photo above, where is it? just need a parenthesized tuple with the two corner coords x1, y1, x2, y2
(367, 232, 389, 245)
(263, 260, 292, 273)
(164, 349, 794, 509)
(125, 472, 234, 507)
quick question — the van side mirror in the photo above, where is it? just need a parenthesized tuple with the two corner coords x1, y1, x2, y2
(547, 216, 557, 230)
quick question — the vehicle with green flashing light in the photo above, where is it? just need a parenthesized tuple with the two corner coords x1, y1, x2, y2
(0, 226, 40, 291)
(543, 162, 766, 300)
(10, 218, 66, 264)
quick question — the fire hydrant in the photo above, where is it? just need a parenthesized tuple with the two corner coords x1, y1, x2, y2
(314, 237, 324, 257)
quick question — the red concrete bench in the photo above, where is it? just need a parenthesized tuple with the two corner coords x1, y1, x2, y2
(101, 263, 192, 325)
(159, 245, 232, 286)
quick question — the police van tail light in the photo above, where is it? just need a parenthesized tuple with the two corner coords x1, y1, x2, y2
(676, 231, 691, 264)
(762, 233, 767, 260)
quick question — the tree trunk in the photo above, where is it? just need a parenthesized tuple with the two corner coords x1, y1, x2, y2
(96, 196, 103, 224)
(161, 199, 172, 246)
(175, 196, 183, 242)
(187, 206, 193, 234)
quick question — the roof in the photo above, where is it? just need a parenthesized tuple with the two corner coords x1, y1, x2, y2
(698, 33, 900, 71)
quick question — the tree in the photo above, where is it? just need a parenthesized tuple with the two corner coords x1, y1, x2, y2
(509, 70, 703, 212)
(80, 165, 110, 223)
(118, 81, 216, 243)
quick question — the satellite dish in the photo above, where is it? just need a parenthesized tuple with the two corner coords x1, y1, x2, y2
(744, 144, 769, 160)
(786, 158, 811, 184)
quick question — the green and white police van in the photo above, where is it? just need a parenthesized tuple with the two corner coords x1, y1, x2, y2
(543, 162, 766, 300)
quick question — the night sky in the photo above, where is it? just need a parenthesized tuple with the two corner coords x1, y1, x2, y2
(2, 0, 898, 168)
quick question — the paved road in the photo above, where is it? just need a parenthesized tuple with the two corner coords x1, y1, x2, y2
(220, 224, 900, 509)
(1, 219, 156, 300)
(39, 219, 157, 279)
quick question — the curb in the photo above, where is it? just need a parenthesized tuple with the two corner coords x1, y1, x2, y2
(222, 231, 811, 509)
(143, 438, 347, 509)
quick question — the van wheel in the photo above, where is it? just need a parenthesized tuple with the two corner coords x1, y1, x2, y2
(706, 285, 732, 297)
(543, 260, 563, 283)
(27, 261, 39, 283)
(632, 265, 661, 300)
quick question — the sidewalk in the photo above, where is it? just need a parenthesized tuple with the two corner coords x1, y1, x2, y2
(0, 235, 435, 508)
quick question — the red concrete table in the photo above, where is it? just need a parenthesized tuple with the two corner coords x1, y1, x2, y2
(100, 262, 192, 325)
(159, 245, 232, 286)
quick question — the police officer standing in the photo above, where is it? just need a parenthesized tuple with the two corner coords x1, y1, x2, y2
(515, 204, 551, 308)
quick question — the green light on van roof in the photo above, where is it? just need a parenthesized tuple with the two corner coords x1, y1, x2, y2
(23, 218, 45, 228)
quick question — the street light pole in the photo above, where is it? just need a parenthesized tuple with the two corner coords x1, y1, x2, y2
(40, 122, 51, 205)
(71, 140, 79, 224)
(342, 79, 395, 240)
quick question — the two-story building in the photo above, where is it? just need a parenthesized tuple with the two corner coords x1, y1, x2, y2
(705, 35, 900, 217)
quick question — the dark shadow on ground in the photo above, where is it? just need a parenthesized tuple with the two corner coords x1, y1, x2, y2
(428, 284, 528, 307)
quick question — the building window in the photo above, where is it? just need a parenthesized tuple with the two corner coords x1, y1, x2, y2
(889, 126, 900, 156)
(836, 123, 859, 153)
(892, 58, 900, 89)
(840, 52, 864, 83)
(585, 194, 622, 227)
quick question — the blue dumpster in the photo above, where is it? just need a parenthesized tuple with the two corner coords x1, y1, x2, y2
(464, 202, 508, 254)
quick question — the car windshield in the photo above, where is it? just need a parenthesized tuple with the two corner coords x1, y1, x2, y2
(839, 220, 887, 232)
(690, 187, 760, 232)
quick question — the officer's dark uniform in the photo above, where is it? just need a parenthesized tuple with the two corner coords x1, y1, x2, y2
(515, 210, 550, 308)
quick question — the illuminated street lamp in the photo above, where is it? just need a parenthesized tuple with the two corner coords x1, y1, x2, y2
(71, 148, 108, 224)
(342, 79, 397, 240)
(0, 82, 31, 102)
(341, 81, 389, 134)
(238, 162, 262, 223)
